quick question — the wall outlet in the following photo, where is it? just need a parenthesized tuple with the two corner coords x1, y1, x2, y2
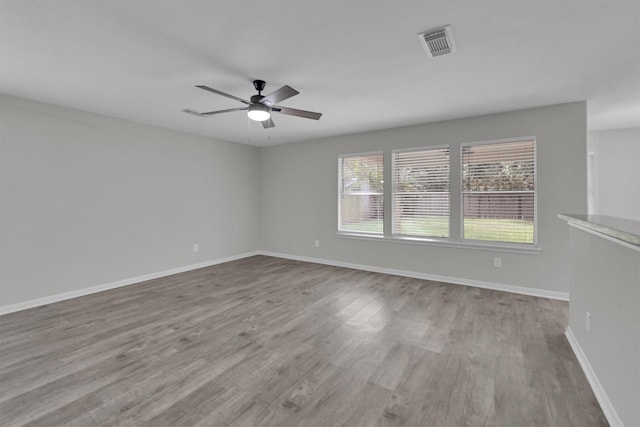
(493, 257, 502, 268)
(585, 311, 591, 333)
(193, 244, 199, 252)
(314, 240, 320, 248)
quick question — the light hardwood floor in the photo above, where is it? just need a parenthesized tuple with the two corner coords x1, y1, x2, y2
(0, 255, 607, 426)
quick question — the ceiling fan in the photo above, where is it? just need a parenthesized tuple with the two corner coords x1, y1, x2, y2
(183, 80, 322, 128)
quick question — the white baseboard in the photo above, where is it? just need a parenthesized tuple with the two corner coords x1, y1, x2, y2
(258, 250, 569, 301)
(0, 251, 259, 316)
(565, 327, 624, 427)
(1, 249, 569, 316)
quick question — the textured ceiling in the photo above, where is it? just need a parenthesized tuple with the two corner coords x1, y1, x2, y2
(1, 0, 639, 146)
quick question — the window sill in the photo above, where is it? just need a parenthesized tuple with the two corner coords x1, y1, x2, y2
(336, 232, 541, 254)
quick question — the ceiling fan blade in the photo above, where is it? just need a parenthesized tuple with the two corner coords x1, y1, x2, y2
(183, 108, 207, 116)
(262, 117, 275, 128)
(196, 85, 251, 105)
(182, 107, 247, 117)
(259, 85, 299, 107)
(201, 107, 248, 116)
(273, 106, 322, 120)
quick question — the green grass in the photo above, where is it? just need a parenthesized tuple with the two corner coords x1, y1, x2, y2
(340, 219, 383, 233)
(396, 217, 449, 238)
(341, 217, 534, 244)
(463, 218, 534, 243)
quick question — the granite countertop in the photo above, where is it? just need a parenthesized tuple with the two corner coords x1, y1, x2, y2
(559, 214, 640, 246)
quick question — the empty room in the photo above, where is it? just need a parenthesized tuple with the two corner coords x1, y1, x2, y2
(1, 1, 639, 426)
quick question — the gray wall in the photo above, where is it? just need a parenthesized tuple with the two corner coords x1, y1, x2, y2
(259, 102, 587, 294)
(0, 95, 259, 306)
(568, 226, 640, 427)
(588, 127, 640, 220)
(1, 98, 587, 305)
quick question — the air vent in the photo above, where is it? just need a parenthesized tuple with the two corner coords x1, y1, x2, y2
(418, 25, 456, 58)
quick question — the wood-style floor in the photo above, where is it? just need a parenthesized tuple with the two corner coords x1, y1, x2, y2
(0, 255, 607, 426)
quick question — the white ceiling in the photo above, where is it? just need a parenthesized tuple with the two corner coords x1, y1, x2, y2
(2, 1, 639, 147)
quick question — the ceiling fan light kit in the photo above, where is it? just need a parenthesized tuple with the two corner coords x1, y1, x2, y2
(247, 103, 270, 121)
(186, 79, 322, 129)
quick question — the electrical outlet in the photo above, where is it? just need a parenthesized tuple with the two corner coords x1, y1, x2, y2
(314, 240, 320, 248)
(193, 244, 199, 252)
(585, 311, 591, 332)
(493, 257, 502, 268)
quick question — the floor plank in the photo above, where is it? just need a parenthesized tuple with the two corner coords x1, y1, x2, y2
(0, 255, 608, 426)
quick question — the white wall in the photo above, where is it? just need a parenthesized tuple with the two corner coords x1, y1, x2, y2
(0, 95, 259, 306)
(259, 102, 587, 294)
(588, 127, 640, 220)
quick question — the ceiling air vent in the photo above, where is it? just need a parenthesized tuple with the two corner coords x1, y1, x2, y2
(418, 25, 456, 58)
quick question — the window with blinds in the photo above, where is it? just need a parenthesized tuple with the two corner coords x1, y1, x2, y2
(392, 147, 450, 238)
(338, 152, 384, 234)
(461, 139, 536, 244)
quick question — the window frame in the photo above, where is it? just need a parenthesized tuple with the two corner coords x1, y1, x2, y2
(391, 145, 451, 240)
(336, 137, 541, 255)
(459, 137, 538, 248)
(337, 151, 385, 237)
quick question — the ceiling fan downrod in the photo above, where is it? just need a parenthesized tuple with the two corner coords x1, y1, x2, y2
(253, 79, 266, 96)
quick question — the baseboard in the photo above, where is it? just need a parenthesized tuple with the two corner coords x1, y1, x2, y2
(0, 251, 260, 316)
(258, 250, 569, 301)
(565, 327, 624, 427)
(2, 249, 569, 316)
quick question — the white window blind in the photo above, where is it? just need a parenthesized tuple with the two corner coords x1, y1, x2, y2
(461, 139, 536, 244)
(338, 153, 384, 234)
(392, 147, 450, 237)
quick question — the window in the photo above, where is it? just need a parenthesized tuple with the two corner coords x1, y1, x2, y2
(461, 139, 536, 245)
(338, 137, 538, 252)
(392, 147, 450, 238)
(338, 152, 384, 235)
